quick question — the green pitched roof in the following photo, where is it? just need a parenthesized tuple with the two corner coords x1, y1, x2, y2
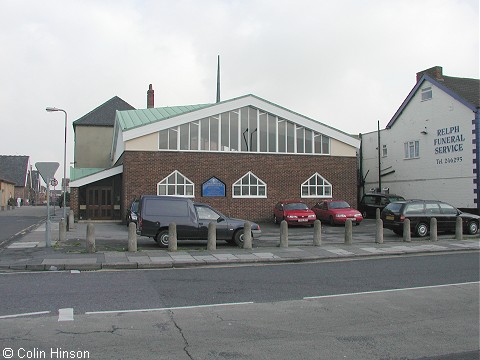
(117, 104, 212, 131)
(70, 167, 105, 181)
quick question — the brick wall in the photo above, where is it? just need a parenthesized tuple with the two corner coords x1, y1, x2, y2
(122, 151, 357, 222)
(70, 187, 79, 220)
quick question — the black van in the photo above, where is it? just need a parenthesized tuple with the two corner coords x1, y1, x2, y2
(136, 195, 261, 247)
(359, 193, 405, 218)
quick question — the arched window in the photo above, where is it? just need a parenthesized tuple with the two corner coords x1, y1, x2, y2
(157, 170, 194, 197)
(301, 173, 332, 198)
(232, 172, 267, 198)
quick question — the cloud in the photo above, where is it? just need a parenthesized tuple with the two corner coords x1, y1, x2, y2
(0, 0, 478, 182)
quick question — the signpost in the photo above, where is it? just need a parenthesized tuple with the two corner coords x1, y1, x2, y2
(36, 162, 59, 247)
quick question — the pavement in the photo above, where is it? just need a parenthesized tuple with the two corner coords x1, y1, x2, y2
(0, 207, 478, 272)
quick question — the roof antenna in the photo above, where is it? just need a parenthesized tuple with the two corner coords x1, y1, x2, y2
(216, 55, 220, 103)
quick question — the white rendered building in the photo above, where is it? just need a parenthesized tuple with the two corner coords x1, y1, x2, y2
(360, 66, 479, 213)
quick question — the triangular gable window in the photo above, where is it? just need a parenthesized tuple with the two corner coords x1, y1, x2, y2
(301, 173, 332, 198)
(232, 172, 267, 198)
(157, 170, 194, 197)
(158, 106, 330, 155)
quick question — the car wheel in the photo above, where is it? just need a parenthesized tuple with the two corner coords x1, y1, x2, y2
(393, 229, 403, 236)
(233, 229, 249, 247)
(415, 222, 428, 237)
(329, 216, 335, 226)
(155, 230, 169, 247)
(362, 211, 367, 219)
(467, 221, 479, 235)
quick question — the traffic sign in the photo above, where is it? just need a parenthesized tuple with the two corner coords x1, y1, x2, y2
(36, 162, 59, 183)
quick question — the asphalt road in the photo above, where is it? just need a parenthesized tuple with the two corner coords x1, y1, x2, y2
(0, 253, 478, 359)
(0, 206, 46, 248)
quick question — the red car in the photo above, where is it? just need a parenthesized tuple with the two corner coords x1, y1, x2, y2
(312, 200, 363, 225)
(273, 200, 316, 226)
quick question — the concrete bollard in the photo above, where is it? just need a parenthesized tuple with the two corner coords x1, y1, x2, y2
(344, 219, 353, 245)
(313, 220, 322, 246)
(68, 210, 75, 230)
(86, 223, 96, 253)
(128, 222, 137, 252)
(455, 216, 463, 241)
(168, 223, 177, 252)
(243, 221, 252, 249)
(376, 208, 380, 220)
(430, 218, 438, 242)
(403, 219, 411, 242)
(207, 222, 217, 251)
(59, 218, 66, 242)
(375, 218, 383, 244)
(280, 220, 288, 248)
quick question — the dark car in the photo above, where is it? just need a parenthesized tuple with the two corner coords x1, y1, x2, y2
(359, 193, 405, 218)
(137, 195, 261, 247)
(126, 199, 139, 226)
(312, 200, 363, 225)
(381, 199, 480, 237)
(273, 200, 316, 226)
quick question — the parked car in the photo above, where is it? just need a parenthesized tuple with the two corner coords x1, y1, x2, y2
(381, 199, 480, 237)
(126, 199, 139, 226)
(359, 192, 405, 218)
(137, 195, 261, 247)
(312, 200, 363, 225)
(273, 200, 316, 226)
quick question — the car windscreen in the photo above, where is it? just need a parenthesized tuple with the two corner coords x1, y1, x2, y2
(389, 196, 405, 202)
(384, 202, 403, 214)
(329, 201, 350, 209)
(284, 203, 309, 211)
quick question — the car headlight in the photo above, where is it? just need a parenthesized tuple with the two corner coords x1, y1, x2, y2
(308, 214, 316, 218)
(131, 213, 137, 220)
(336, 214, 347, 218)
(354, 213, 362, 217)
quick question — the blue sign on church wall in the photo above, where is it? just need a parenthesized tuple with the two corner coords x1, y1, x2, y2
(202, 177, 226, 197)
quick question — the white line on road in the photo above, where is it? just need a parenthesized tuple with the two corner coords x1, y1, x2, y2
(0, 311, 50, 319)
(303, 281, 480, 300)
(85, 301, 255, 315)
(58, 308, 74, 321)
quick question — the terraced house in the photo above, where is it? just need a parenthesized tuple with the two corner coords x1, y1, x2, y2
(70, 87, 359, 222)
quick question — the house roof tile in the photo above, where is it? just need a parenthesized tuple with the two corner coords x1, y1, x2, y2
(73, 96, 135, 128)
(0, 155, 29, 186)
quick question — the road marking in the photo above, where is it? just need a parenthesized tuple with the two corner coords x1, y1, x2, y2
(58, 308, 74, 321)
(303, 281, 480, 300)
(324, 249, 355, 256)
(0, 311, 50, 319)
(85, 301, 254, 315)
(7, 242, 39, 249)
(71, 270, 81, 274)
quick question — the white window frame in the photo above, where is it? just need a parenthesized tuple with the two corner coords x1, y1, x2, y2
(157, 106, 330, 155)
(157, 170, 195, 197)
(382, 144, 388, 157)
(301, 173, 332, 198)
(232, 171, 267, 198)
(421, 87, 432, 101)
(404, 140, 420, 159)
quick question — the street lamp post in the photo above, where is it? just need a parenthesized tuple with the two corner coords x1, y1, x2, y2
(46, 107, 67, 220)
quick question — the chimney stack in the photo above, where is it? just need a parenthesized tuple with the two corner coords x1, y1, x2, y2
(147, 84, 154, 108)
(416, 66, 444, 83)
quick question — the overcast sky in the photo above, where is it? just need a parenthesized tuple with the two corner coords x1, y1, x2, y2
(0, 0, 478, 183)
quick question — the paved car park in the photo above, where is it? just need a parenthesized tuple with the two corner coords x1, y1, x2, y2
(1, 206, 478, 272)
